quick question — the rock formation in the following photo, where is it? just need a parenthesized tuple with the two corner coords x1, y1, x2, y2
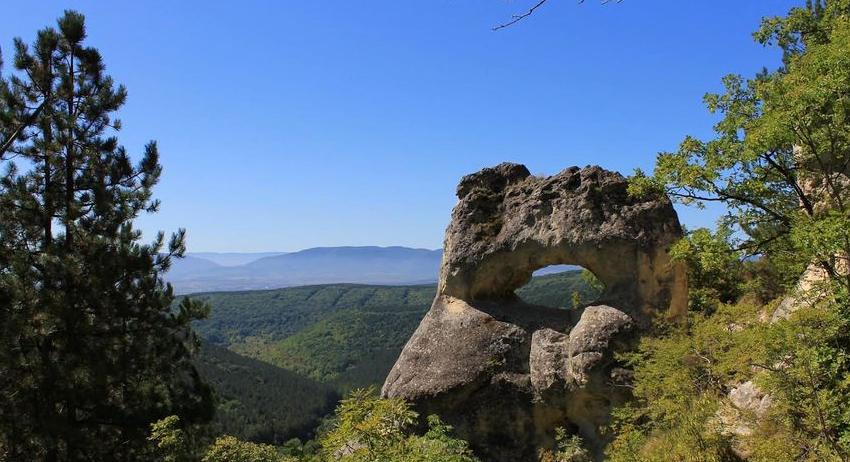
(382, 163, 687, 461)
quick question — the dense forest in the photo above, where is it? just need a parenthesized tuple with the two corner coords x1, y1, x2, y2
(191, 270, 598, 389)
(187, 271, 598, 454)
(194, 342, 338, 444)
(4, 1, 850, 461)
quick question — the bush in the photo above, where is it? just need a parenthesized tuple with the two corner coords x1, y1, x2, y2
(202, 436, 292, 462)
(319, 388, 480, 462)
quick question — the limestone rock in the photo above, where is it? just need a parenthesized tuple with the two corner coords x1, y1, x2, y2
(382, 164, 687, 461)
(771, 263, 832, 321)
(567, 305, 633, 387)
(528, 306, 633, 397)
(729, 381, 773, 421)
(718, 380, 774, 458)
(530, 328, 570, 395)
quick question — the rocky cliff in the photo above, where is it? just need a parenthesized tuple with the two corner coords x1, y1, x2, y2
(382, 163, 687, 461)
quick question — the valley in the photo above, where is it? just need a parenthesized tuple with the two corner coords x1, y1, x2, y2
(189, 270, 598, 444)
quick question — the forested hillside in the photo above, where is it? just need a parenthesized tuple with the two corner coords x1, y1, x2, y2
(183, 270, 598, 446)
(193, 270, 598, 389)
(194, 343, 338, 444)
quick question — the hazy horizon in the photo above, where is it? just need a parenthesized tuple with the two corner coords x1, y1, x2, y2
(187, 245, 442, 255)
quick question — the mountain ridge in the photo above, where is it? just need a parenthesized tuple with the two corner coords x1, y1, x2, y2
(168, 246, 442, 294)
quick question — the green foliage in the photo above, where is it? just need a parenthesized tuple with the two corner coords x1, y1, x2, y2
(0, 11, 212, 460)
(179, 272, 595, 448)
(194, 342, 338, 444)
(148, 416, 298, 462)
(538, 428, 590, 462)
(148, 416, 194, 462)
(191, 284, 434, 349)
(419, 415, 477, 458)
(608, 287, 850, 461)
(626, 167, 666, 200)
(632, 0, 850, 294)
(670, 226, 744, 312)
(150, 391, 480, 462)
(789, 209, 850, 289)
(318, 388, 479, 462)
(606, 302, 766, 461)
(279, 437, 321, 460)
(202, 436, 292, 462)
(579, 269, 604, 294)
(241, 305, 425, 388)
(195, 271, 593, 390)
(749, 287, 850, 460)
(616, 6, 850, 458)
(571, 290, 582, 311)
(517, 270, 603, 308)
(190, 284, 435, 346)
(741, 255, 794, 304)
(320, 387, 418, 459)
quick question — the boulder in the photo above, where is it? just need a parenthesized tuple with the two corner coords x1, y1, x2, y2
(382, 164, 687, 461)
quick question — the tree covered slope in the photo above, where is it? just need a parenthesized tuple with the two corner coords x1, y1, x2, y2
(192, 270, 598, 390)
(187, 270, 597, 445)
(194, 342, 338, 444)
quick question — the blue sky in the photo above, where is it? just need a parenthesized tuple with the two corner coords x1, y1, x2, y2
(2, 1, 799, 252)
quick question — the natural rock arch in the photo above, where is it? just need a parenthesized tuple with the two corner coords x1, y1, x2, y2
(382, 163, 687, 461)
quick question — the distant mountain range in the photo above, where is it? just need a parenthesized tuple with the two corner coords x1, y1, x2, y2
(188, 252, 287, 267)
(167, 246, 443, 294)
(169, 246, 577, 294)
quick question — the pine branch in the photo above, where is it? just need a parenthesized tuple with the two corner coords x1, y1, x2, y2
(0, 99, 48, 158)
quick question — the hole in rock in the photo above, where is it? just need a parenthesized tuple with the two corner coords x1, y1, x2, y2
(516, 265, 605, 310)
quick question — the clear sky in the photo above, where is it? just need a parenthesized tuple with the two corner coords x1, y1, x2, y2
(2, 1, 800, 252)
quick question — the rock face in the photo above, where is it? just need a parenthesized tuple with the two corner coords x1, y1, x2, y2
(382, 164, 687, 461)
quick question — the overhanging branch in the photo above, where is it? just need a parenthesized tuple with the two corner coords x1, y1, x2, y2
(492, 0, 622, 31)
(493, 0, 551, 31)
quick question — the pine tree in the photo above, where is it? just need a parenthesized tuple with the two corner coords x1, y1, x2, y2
(0, 11, 213, 461)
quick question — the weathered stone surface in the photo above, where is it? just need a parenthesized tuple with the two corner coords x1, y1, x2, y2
(718, 380, 775, 458)
(382, 164, 687, 461)
(568, 305, 633, 387)
(771, 263, 832, 321)
(530, 328, 570, 395)
(729, 381, 773, 420)
(528, 306, 634, 397)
